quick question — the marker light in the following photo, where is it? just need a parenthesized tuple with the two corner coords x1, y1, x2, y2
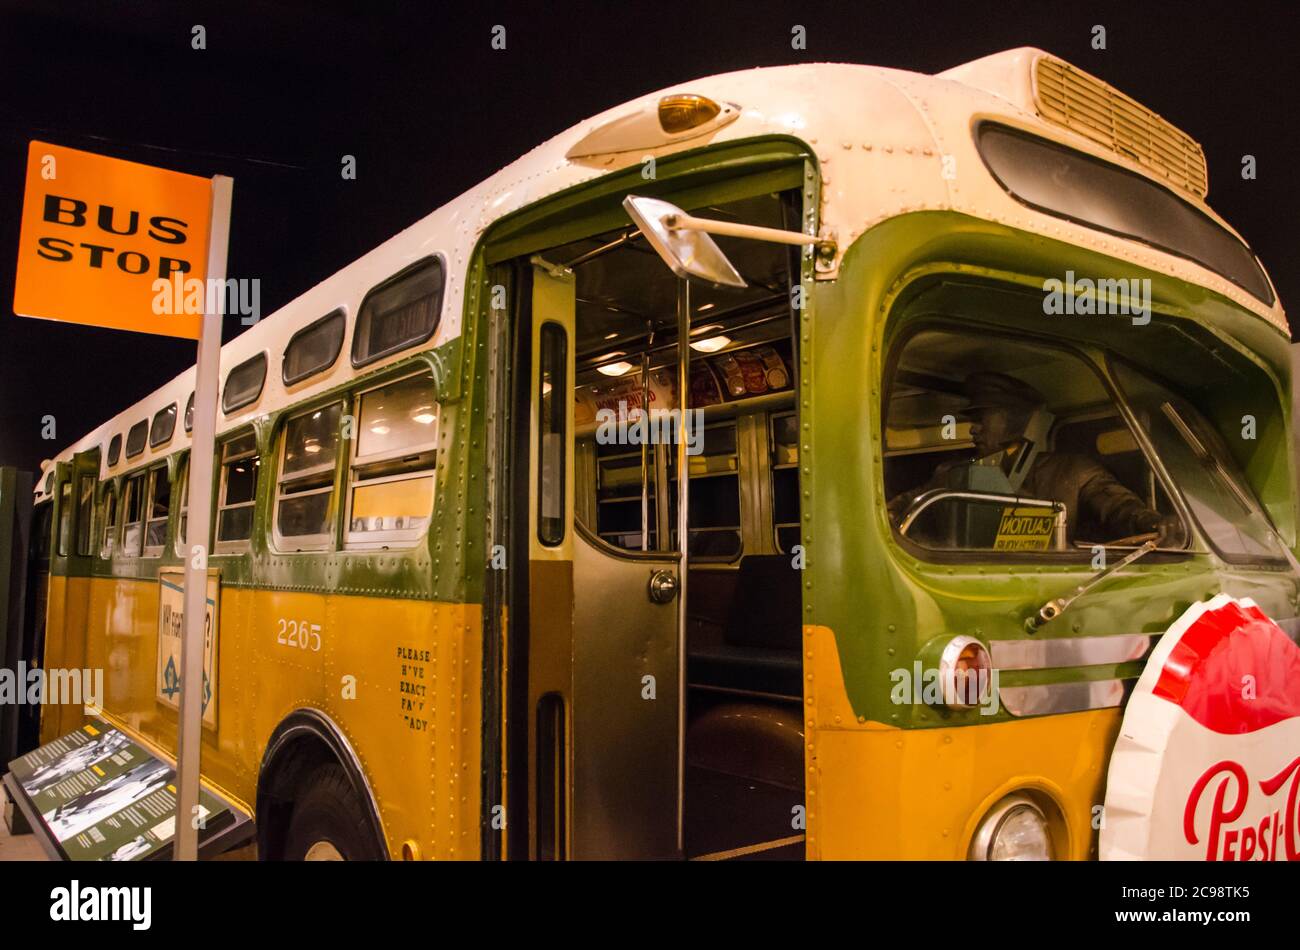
(658, 94, 721, 134)
(938, 635, 992, 709)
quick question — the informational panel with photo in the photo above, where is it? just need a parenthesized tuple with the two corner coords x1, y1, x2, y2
(6, 720, 232, 860)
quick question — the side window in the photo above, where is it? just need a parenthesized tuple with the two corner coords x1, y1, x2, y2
(57, 481, 72, 557)
(352, 258, 444, 368)
(537, 324, 566, 546)
(276, 403, 342, 551)
(346, 372, 437, 547)
(74, 473, 95, 557)
(284, 310, 346, 385)
(100, 483, 118, 558)
(770, 412, 800, 553)
(1112, 361, 1283, 561)
(150, 404, 178, 448)
(144, 466, 170, 555)
(175, 460, 189, 555)
(883, 327, 1182, 554)
(125, 420, 148, 459)
(122, 472, 146, 556)
(223, 354, 268, 414)
(668, 420, 742, 560)
(216, 432, 259, 550)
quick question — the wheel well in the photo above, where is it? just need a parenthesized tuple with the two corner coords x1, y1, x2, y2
(256, 710, 388, 860)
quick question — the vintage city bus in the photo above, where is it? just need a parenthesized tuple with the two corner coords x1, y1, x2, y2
(25, 47, 1296, 860)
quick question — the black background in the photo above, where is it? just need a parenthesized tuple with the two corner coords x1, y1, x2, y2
(1, 0, 1296, 473)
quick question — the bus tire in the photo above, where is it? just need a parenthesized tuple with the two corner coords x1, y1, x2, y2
(282, 763, 385, 861)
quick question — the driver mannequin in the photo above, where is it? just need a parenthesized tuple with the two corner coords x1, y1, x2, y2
(889, 372, 1181, 546)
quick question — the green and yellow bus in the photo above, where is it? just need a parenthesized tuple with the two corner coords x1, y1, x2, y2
(29, 47, 1296, 860)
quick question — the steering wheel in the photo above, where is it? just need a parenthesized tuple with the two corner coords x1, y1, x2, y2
(897, 489, 968, 537)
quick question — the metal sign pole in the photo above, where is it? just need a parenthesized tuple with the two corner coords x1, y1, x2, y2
(175, 175, 232, 860)
(674, 277, 690, 854)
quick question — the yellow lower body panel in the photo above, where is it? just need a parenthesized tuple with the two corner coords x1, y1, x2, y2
(805, 625, 1121, 860)
(42, 574, 482, 860)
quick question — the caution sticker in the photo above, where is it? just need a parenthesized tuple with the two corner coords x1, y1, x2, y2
(993, 505, 1056, 551)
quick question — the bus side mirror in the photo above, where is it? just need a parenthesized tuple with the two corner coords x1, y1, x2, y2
(621, 195, 747, 289)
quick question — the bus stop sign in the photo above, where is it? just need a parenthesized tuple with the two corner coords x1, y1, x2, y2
(13, 140, 211, 339)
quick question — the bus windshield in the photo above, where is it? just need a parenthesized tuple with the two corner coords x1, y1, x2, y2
(1110, 360, 1285, 562)
(883, 327, 1185, 554)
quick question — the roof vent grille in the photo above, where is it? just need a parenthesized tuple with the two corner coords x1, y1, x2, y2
(1033, 55, 1208, 199)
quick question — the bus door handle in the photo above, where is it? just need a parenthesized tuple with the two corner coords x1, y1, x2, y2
(648, 570, 678, 604)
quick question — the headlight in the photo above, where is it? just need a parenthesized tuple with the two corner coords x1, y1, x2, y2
(968, 795, 1053, 861)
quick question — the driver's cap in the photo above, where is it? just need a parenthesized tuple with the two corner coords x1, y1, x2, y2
(963, 372, 1045, 413)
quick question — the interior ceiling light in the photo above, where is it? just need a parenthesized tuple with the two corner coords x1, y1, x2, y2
(690, 335, 731, 353)
(597, 361, 635, 377)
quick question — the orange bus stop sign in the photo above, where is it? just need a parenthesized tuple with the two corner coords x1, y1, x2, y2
(13, 140, 212, 339)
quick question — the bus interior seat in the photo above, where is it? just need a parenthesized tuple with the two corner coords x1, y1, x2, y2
(687, 555, 802, 700)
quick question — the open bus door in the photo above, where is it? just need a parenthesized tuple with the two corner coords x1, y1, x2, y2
(519, 259, 685, 859)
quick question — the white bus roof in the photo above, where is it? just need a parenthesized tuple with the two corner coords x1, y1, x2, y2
(34, 48, 1287, 500)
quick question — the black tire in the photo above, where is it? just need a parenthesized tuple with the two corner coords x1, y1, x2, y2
(282, 763, 384, 861)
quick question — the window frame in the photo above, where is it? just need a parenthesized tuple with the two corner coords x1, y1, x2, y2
(121, 471, 147, 558)
(536, 321, 567, 547)
(223, 352, 269, 415)
(150, 403, 178, 448)
(142, 464, 171, 557)
(343, 372, 439, 550)
(174, 456, 190, 558)
(215, 430, 260, 554)
(74, 472, 96, 557)
(99, 481, 118, 559)
(283, 308, 347, 386)
(273, 401, 344, 553)
(351, 256, 445, 369)
(769, 410, 800, 554)
(107, 434, 122, 467)
(881, 318, 1190, 565)
(1106, 354, 1287, 568)
(667, 417, 744, 563)
(56, 480, 72, 557)
(125, 419, 148, 459)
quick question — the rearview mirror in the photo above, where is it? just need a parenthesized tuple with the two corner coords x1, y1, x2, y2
(621, 195, 746, 288)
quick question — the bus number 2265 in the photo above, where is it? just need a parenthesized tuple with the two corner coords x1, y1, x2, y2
(277, 619, 322, 651)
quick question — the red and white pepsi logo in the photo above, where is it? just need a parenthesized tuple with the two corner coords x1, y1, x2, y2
(1101, 594, 1300, 861)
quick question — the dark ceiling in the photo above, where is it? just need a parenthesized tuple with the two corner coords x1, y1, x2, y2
(1, 0, 1295, 473)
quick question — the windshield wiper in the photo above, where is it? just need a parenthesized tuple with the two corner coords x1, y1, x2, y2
(1027, 539, 1158, 631)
